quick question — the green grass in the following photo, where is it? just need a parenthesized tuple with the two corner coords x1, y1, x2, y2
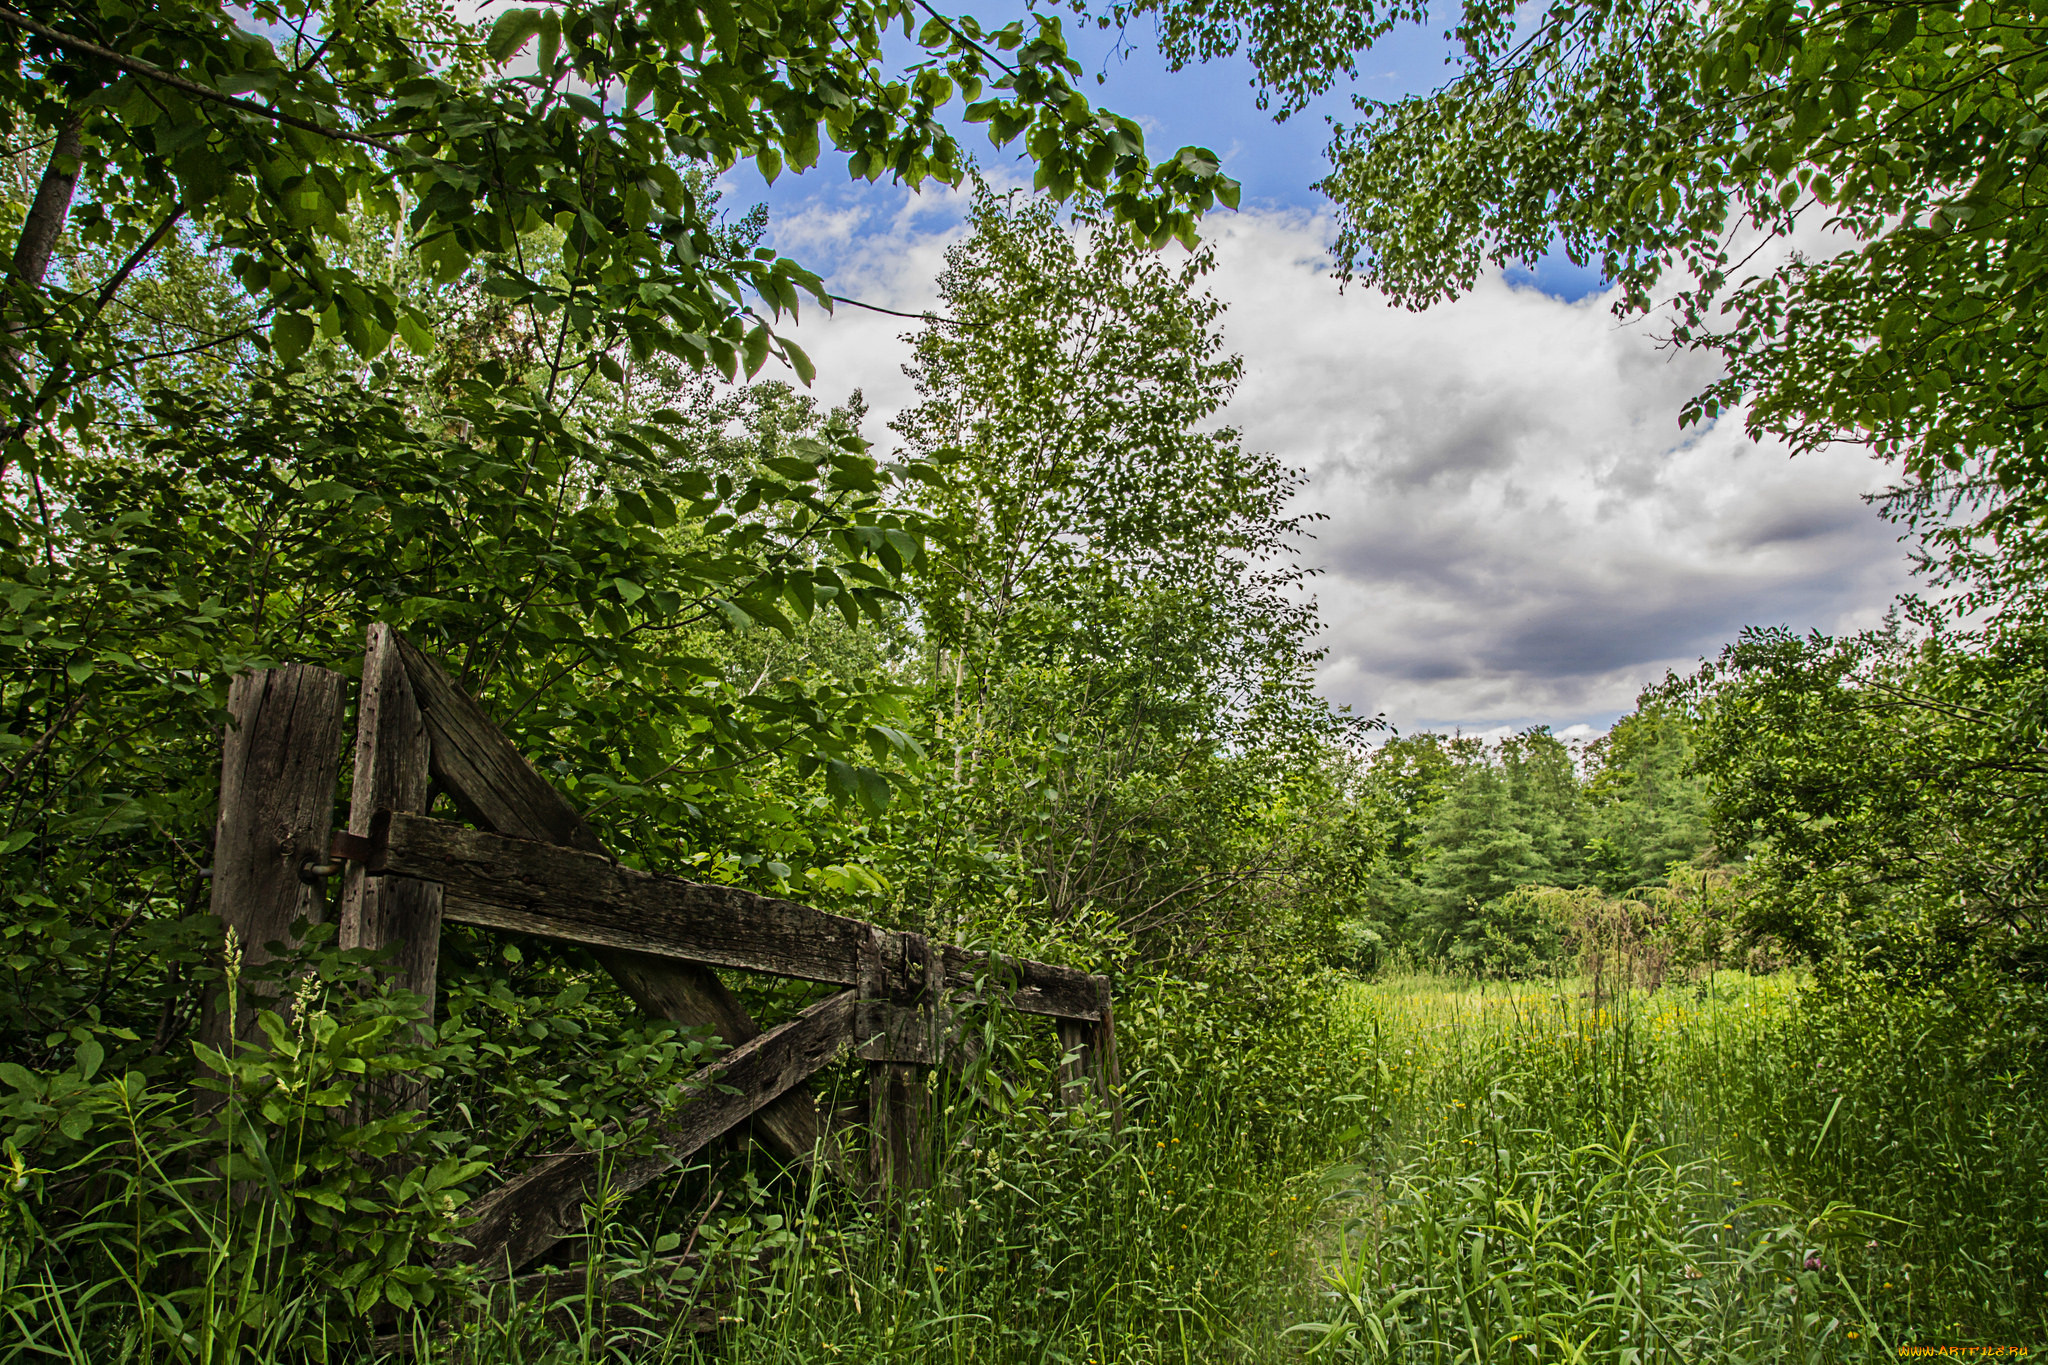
(1295, 971, 2048, 1362)
(6, 968, 2045, 1363)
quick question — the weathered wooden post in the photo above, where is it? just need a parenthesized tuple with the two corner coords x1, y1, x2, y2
(1056, 1017, 1091, 1106)
(202, 664, 348, 1072)
(860, 929, 934, 1195)
(1056, 976, 1122, 1119)
(338, 625, 442, 1000)
(337, 624, 443, 1113)
(1089, 981, 1123, 1126)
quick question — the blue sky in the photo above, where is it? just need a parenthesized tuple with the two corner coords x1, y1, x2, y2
(722, 4, 1602, 304)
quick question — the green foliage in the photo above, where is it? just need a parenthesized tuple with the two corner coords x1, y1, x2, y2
(1674, 608, 2048, 981)
(1360, 721, 1716, 969)
(887, 181, 1368, 964)
(1738, 967, 2048, 1325)
(1583, 703, 1717, 892)
(1297, 972, 2048, 1358)
(0, 926, 742, 1355)
(0, 0, 1243, 495)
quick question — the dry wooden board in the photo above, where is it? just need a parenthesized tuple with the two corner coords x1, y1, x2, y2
(340, 625, 443, 1016)
(446, 989, 859, 1277)
(205, 664, 347, 1054)
(938, 944, 1105, 1021)
(370, 813, 874, 985)
(395, 635, 604, 854)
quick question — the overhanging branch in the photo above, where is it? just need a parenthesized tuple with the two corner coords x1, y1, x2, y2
(0, 6, 403, 154)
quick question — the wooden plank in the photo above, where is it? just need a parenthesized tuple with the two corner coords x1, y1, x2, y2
(868, 1062, 926, 1193)
(858, 1002, 936, 1065)
(369, 813, 873, 985)
(390, 632, 827, 1166)
(598, 951, 829, 1169)
(204, 665, 347, 1053)
(1090, 982, 1123, 1127)
(860, 930, 931, 1195)
(938, 944, 1103, 1021)
(339, 624, 444, 1019)
(444, 989, 859, 1277)
(394, 634, 604, 853)
(1056, 1018, 1090, 1107)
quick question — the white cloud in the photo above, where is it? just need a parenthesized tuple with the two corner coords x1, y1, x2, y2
(757, 193, 1917, 733)
(1201, 209, 1911, 731)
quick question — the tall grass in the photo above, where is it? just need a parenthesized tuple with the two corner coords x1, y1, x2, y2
(7, 966, 2044, 1362)
(0, 969, 1371, 1364)
(1295, 971, 2048, 1361)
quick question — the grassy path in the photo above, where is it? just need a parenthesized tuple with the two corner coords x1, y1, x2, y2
(1296, 972, 2046, 1363)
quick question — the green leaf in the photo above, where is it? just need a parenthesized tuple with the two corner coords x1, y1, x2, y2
(486, 9, 545, 64)
(764, 455, 819, 482)
(272, 312, 314, 366)
(396, 313, 436, 356)
(855, 767, 893, 814)
(782, 337, 816, 385)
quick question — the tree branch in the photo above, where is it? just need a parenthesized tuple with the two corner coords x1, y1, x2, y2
(0, 7, 404, 153)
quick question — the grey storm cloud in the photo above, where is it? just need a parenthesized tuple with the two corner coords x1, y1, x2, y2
(1194, 211, 1914, 731)
(760, 191, 1918, 734)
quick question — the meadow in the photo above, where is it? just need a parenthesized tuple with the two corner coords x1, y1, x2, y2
(1294, 971, 2048, 1362)
(13, 964, 2037, 1363)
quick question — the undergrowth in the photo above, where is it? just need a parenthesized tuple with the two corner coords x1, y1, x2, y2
(4, 965, 2044, 1362)
(1295, 971, 2048, 1361)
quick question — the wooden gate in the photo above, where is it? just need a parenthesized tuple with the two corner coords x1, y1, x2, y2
(205, 624, 1119, 1292)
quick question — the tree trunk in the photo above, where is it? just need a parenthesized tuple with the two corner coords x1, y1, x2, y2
(2, 118, 84, 482)
(10, 121, 83, 294)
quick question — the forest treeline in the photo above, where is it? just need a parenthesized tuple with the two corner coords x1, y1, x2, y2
(1343, 713, 1718, 977)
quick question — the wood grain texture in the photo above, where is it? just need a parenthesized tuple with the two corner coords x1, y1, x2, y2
(371, 813, 873, 985)
(598, 949, 827, 1167)
(339, 624, 443, 1015)
(937, 944, 1102, 1021)
(1056, 1018, 1090, 1106)
(868, 1062, 926, 1193)
(389, 631, 825, 1166)
(1091, 989, 1123, 1127)
(205, 665, 347, 1050)
(444, 989, 859, 1277)
(859, 929, 932, 1194)
(394, 635, 603, 853)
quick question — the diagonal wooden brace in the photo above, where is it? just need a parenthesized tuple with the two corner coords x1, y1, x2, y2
(380, 631, 831, 1171)
(443, 989, 859, 1278)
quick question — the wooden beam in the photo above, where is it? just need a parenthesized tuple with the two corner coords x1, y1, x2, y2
(393, 634, 604, 854)
(444, 989, 858, 1278)
(1056, 1018, 1091, 1107)
(204, 665, 347, 1052)
(937, 945, 1104, 1021)
(1091, 995, 1124, 1128)
(860, 931, 932, 1196)
(390, 632, 827, 1166)
(339, 625, 443, 1020)
(369, 813, 874, 986)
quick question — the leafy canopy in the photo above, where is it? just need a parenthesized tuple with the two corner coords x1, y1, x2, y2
(0, 0, 1242, 486)
(1110, 0, 2048, 553)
